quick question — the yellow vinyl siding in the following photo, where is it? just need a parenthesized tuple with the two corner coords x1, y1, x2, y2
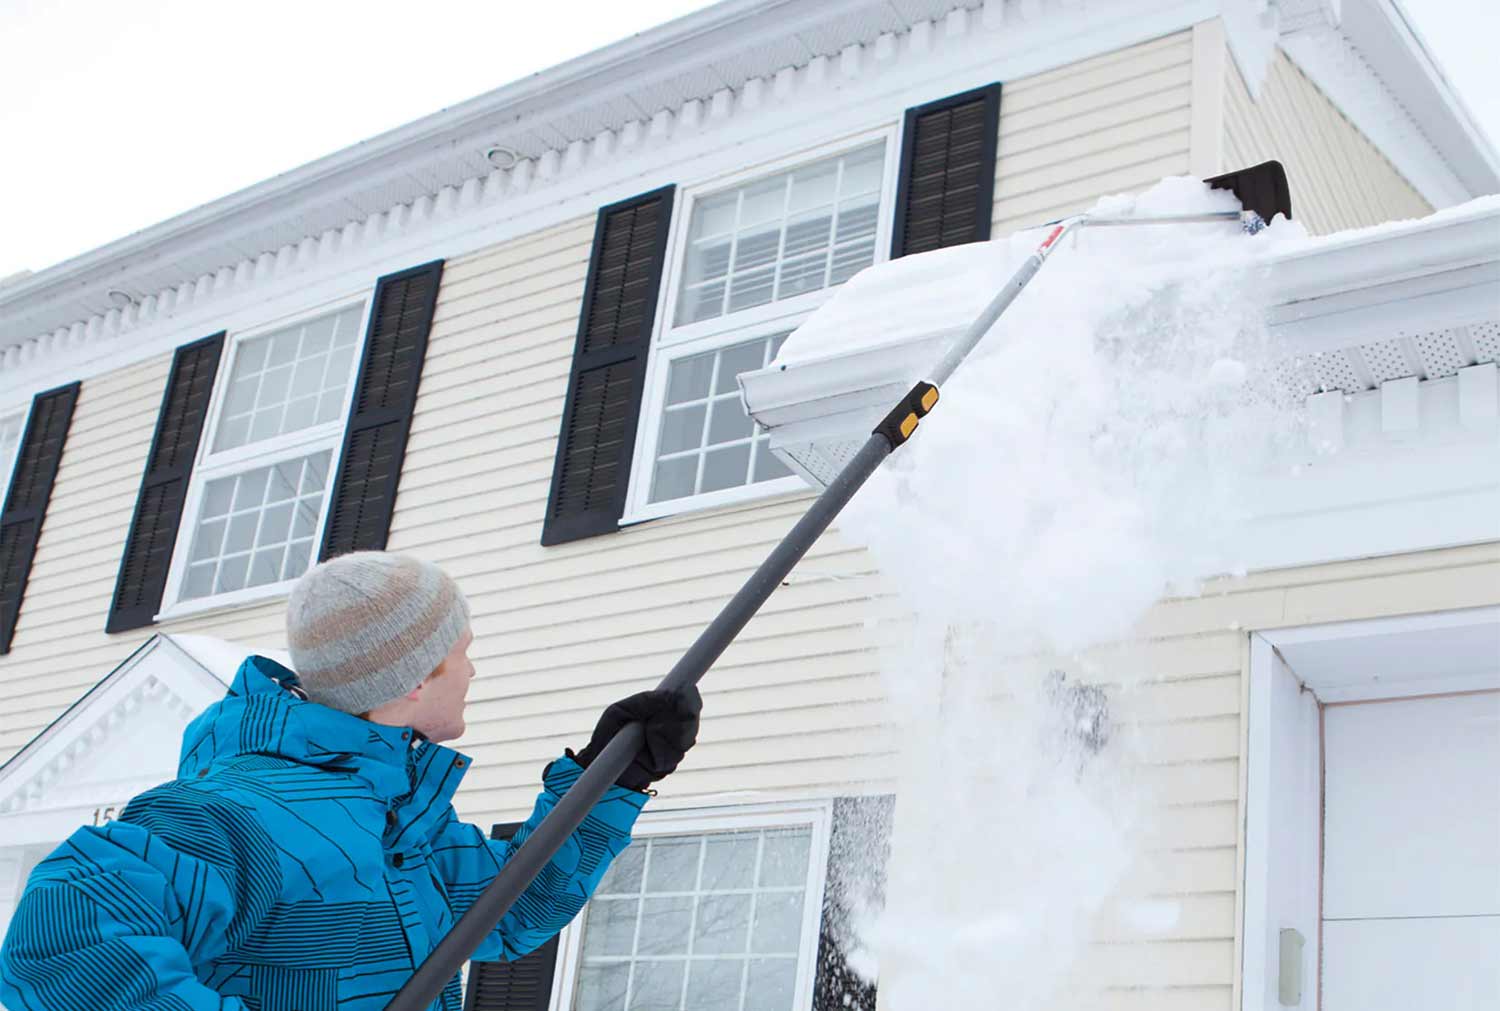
(993, 31, 1196, 234)
(0, 28, 1488, 1011)
(1224, 48, 1431, 234)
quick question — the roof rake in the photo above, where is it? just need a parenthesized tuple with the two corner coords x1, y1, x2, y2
(383, 160, 1292, 1011)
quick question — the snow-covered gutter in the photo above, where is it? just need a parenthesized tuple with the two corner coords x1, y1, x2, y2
(741, 198, 1500, 487)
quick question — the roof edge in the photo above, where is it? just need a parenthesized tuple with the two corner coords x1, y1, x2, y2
(1343, 0, 1500, 196)
(0, 0, 841, 311)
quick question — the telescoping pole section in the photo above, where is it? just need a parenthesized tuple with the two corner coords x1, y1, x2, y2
(383, 208, 1247, 1010)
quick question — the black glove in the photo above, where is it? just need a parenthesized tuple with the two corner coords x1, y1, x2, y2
(572, 686, 702, 792)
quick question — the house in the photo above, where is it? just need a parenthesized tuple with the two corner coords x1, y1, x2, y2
(0, 1, 1495, 1009)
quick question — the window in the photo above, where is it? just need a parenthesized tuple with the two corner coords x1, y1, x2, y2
(164, 302, 366, 609)
(0, 411, 24, 501)
(648, 333, 791, 504)
(561, 807, 829, 1011)
(675, 143, 885, 327)
(628, 135, 894, 520)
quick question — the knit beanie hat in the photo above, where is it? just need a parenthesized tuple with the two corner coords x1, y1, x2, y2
(286, 551, 471, 714)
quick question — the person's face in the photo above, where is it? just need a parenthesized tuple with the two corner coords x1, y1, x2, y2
(406, 628, 476, 743)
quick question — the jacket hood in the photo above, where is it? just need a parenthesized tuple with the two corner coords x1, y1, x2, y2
(178, 655, 423, 802)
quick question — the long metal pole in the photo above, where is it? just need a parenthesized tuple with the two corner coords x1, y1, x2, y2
(384, 209, 1242, 1010)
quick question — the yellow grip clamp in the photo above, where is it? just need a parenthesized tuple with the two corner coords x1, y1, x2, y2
(875, 381, 941, 449)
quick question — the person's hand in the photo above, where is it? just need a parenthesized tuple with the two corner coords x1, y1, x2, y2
(571, 686, 702, 792)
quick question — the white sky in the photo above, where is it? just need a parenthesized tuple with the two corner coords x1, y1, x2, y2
(0, 0, 1494, 282)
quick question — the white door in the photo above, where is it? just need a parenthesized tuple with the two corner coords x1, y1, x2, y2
(1321, 692, 1500, 1010)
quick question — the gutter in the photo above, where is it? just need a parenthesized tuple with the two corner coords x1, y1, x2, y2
(741, 202, 1500, 431)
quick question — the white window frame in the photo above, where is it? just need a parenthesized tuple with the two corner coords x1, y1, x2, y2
(154, 292, 374, 621)
(550, 799, 834, 1011)
(622, 127, 902, 525)
(0, 404, 29, 506)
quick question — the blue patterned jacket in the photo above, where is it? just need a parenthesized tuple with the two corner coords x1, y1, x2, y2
(0, 656, 647, 1011)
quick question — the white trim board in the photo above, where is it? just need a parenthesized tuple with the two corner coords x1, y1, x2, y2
(10, 0, 1489, 389)
(0, 0, 1217, 365)
(1242, 606, 1500, 1008)
(0, 5, 1209, 401)
(1259, 605, 1500, 702)
(621, 126, 902, 526)
(0, 634, 258, 843)
(1242, 608, 1500, 1010)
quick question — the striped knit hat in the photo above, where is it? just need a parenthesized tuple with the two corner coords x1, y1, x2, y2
(286, 551, 471, 714)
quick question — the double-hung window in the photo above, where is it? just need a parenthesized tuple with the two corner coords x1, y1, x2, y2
(626, 134, 896, 521)
(161, 301, 368, 612)
(559, 804, 831, 1011)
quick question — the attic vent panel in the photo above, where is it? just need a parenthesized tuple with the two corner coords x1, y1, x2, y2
(1311, 349, 1363, 395)
(1468, 321, 1499, 363)
(1409, 328, 1467, 379)
(1272, 357, 1319, 404)
(1358, 339, 1412, 384)
(781, 436, 867, 489)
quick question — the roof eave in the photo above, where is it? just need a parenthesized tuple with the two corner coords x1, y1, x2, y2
(0, 0, 850, 313)
(1345, 0, 1500, 197)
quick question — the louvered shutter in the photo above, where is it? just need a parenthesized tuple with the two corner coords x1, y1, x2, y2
(464, 822, 559, 1011)
(0, 382, 81, 653)
(105, 333, 224, 634)
(319, 260, 443, 561)
(891, 84, 1002, 259)
(813, 795, 894, 1011)
(541, 186, 675, 546)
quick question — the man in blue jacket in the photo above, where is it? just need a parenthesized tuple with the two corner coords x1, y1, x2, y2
(0, 551, 701, 1011)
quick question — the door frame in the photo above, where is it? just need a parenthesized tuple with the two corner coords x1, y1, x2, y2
(1241, 605, 1500, 1011)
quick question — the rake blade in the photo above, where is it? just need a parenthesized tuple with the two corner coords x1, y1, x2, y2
(1206, 160, 1292, 227)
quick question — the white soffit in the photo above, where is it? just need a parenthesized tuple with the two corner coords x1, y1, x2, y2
(1338, 0, 1500, 200)
(1264, 607, 1500, 701)
(0, 0, 988, 354)
(4, 0, 1495, 382)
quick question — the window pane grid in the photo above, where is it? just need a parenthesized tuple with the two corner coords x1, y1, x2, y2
(684, 183, 877, 251)
(213, 305, 362, 453)
(181, 451, 330, 600)
(577, 828, 811, 1011)
(676, 143, 883, 328)
(650, 335, 793, 505)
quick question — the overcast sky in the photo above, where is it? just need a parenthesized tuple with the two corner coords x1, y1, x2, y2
(0, 0, 1494, 282)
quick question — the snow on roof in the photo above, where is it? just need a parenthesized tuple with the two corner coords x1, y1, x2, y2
(769, 188, 1500, 372)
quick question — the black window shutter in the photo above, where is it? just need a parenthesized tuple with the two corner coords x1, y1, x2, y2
(891, 83, 1002, 259)
(464, 821, 559, 1011)
(814, 795, 895, 1011)
(0, 382, 81, 653)
(319, 259, 444, 561)
(541, 186, 675, 547)
(106, 334, 223, 634)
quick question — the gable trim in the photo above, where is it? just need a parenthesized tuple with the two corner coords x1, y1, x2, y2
(0, 635, 229, 818)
